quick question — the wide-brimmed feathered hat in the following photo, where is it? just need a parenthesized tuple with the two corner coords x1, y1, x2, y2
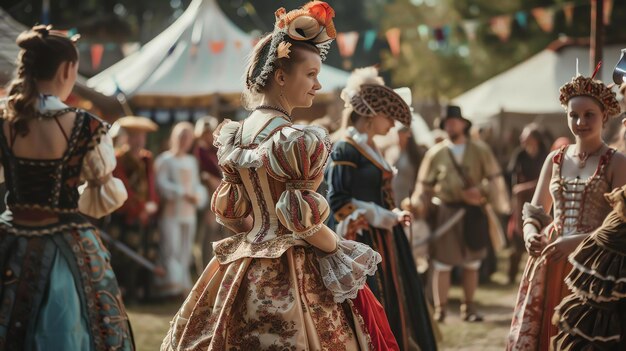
(340, 67, 412, 126)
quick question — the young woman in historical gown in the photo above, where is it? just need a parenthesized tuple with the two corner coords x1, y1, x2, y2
(161, 3, 398, 350)
(325, 67, 438, 351)
(0, 25, 133, 350)
(507, 70, 626, 350)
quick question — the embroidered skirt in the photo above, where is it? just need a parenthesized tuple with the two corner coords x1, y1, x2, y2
(0, 220, 134, 351)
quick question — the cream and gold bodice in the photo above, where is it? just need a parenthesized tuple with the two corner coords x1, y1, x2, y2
(549, 146, 615, 236)
(210, 116, 332, 264)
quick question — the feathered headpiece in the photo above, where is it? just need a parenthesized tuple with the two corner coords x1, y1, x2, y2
(340, 67, 412, 126)
(559, 62, 621, 117)
(248, 1, 336, 93)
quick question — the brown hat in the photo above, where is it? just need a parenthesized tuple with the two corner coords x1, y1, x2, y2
(116, 116, 158, 132)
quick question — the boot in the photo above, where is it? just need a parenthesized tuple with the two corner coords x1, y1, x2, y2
(433, 304, 447, 323)
(461, 302, 484, 322)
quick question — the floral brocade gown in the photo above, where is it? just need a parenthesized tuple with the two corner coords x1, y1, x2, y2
(507, 146, 616, 350)
(161, 116, 399, 351)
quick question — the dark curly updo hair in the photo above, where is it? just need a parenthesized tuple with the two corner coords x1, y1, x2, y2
(4, 25, 78, 136)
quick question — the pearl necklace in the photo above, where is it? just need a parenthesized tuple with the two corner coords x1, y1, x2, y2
(254, 105, 291, 121)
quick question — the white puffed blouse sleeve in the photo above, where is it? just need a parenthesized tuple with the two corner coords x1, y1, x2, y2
(78, 132, 128, 218)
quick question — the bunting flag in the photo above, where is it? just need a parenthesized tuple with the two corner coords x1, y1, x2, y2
(417, 24, 430, 41)
(42, 0, 50, 24)
(531, 7, 555, 33)
(91, 44, 104, 70)
(491, 15, 512, 42)
(337, 31, 360, 58)
(514, 11, 528, 28)
(363, 30, 377, 52)
(563, 2, 575, 27)
(604, 0, 613, 25)
(189, 44, 199, 58)
(209, 40, 225, 54)
(461, 20, 479, 41)
(433, 27, 445, 43)
(385, 28, 401, 57)
(442, 25, 451, 45)
(234, 40, 243, 50)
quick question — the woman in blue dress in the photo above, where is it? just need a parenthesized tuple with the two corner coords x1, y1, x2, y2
(326, 67, 438, 350)
(0, 25, 133, 350)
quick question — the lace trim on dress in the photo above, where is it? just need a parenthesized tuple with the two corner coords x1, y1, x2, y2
(316, 240, 382, 303)
(214, 119, 331, 169)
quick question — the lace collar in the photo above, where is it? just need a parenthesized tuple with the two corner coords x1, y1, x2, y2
(346, 127, 393, 172)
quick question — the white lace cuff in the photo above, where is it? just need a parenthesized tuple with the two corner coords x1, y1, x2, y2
(316, 239, 381, 303)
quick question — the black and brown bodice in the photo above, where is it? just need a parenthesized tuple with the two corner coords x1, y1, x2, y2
(0, 110, 108, 217)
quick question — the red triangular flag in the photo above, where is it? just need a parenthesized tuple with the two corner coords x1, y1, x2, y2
(604, 0, 613, 25)
(209, 40, 225, 54)
(531, 7, 555, 33)
(563, 2, 574, 27)
(490, 15, 512, 42)
(337, 31, 359, 58)
(385, 28, 401, 57)
(91, 44, 104, 70)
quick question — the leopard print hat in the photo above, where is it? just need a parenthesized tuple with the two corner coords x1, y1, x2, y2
(340, 67, 412, 126)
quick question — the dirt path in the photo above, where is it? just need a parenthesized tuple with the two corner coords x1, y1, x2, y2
(438, 274, 517, 350)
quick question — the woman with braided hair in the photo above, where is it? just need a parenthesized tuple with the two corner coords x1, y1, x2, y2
(161, 3, 398, 350)
(0, 25, 133, 350)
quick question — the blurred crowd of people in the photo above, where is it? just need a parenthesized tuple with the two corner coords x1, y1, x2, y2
(4, 12, 626, 349)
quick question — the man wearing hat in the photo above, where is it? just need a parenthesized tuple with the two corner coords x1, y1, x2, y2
(405, 105, 509, 322)
(108, 116, 160, 304)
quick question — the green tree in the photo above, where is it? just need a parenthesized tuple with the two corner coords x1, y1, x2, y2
(382, 0, 626, 101)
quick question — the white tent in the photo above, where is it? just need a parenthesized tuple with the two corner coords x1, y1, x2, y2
(0, 9, 25, 84)
(454, 42, 626, 125)
(87, 0, 349, 107)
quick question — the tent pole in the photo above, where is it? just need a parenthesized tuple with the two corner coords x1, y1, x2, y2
(590, 0, 604, 75)
(211, 94, 220, 118)
(116, 93, 134, 116)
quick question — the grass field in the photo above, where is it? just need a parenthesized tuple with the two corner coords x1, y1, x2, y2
(128, 250, 520, 351)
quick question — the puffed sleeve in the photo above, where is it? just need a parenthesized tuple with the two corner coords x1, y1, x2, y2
(263, 125, 381, 301)
(79, 132, 128, 218)
(261, 125, 331, 239)
(210, 163, 251, 229)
